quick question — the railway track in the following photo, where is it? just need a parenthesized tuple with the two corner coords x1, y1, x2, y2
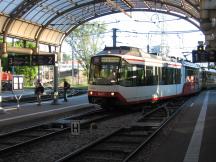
(0, 108, 105, 153)
(0, 106, 139, 155)
(55, 97, 187, 162)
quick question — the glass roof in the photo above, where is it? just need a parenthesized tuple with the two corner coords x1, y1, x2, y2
(0, 0, 200, 45)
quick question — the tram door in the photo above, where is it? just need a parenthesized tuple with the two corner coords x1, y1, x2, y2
(175, 68, 182, 95)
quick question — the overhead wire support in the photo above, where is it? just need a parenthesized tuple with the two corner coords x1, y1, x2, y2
(121, 0, 134, 8)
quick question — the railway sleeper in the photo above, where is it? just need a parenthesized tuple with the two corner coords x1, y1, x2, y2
(18, 130, 56, 136)
(0, 141, 16, 146)
(15, 134, 40, 138)
(97, 141, 139, 150)
(80, 150, 125, 161)
(124, 125, 156, 131)
(132, 122, 161, 127)
(119, 130, 150, 137)
(138, 117, 166, 122)
(91, 145, 132, 154)
(103, 139, 141, 146)
(105, 135, 145, 143)
(74, 155, 122, 162)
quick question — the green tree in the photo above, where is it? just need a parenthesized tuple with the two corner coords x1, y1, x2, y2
(15, 66, 37, 86)
(65, 22, 106, 76)
(62, 53, 71, 62)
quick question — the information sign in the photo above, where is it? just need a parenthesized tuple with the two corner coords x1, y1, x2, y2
(71, 120, 80, 135)
(8, 55, 31, 66)
(32, 55, 55, 66)
(12, 75, 24, 108)
(12, 75, 24, 90)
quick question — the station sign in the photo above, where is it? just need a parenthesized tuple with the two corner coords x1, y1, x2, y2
(32, 55, 55, 66)
(192, 50, 216, 63)
(8, 55, 31, 66)
(8, 54, 55, 66)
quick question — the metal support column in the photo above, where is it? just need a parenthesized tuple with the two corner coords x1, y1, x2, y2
(0, 42, 7, 113)
(52, 46, 59, 105)
(0, 58, 3, 113)
(72, 48, 74, 85)
(112, 28, 118, 47)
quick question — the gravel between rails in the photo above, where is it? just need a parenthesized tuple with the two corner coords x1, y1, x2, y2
(0, 111, 141, 162)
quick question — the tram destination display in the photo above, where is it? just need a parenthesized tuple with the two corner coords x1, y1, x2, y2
(8, 55, 31, 66)
(32, 54, 55, 66)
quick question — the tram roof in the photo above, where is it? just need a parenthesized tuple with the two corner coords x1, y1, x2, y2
(0, 0, 200, 45)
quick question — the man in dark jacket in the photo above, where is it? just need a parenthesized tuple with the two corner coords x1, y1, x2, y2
(35, 82, 44, 105)
(63, 79, 70, 102)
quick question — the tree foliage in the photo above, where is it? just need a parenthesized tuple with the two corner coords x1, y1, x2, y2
(65, 22, 106, 76)
(15, 66, 37, 86)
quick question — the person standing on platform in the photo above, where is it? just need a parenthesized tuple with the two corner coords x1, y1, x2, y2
(35, 82, 44, 105)
(63, 79, 70, 102)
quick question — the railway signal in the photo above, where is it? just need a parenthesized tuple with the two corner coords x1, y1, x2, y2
(192, 50, 216, 63)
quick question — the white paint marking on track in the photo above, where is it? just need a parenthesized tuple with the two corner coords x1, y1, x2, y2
(0, 103, 89, 123)
(183, 91, 209, 162)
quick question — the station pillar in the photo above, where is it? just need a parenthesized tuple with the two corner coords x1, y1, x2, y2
(200, 0, 216, 50)
(52, 51, 59, 105)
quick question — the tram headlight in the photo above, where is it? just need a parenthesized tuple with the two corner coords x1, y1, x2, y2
(111, 92, 115, 96)
(89, 91, 93, 95)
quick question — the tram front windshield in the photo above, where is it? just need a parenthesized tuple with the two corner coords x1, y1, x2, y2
(89, 56, 120, 85)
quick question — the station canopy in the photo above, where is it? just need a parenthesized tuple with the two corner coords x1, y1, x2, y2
(0, 0, 200, 46)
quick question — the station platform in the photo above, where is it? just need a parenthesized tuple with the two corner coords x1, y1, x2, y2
(0, 94, 91, 128)
(148, 90, 216, 162)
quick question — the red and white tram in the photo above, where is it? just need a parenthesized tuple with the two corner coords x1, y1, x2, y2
(202, 68, 216, 89)
(88, 46, 202, 107)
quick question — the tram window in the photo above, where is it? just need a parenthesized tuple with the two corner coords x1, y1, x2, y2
(162, 67, 175, 85)
(167, 68, 173, 84)
(119, 62, 134, 87)
(158, 67, 164, 85)
(175, 69, 181, 84)
(162, 67, 167, 85)
(136, 65, 145, 86)
(153, 67, 159, 85)
(185, 67, 198, 82)
(145, 66, 154, 85)
(119, 62, 145, 87)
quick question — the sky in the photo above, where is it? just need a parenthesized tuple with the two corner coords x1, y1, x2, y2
(62, 11, 205, 61)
